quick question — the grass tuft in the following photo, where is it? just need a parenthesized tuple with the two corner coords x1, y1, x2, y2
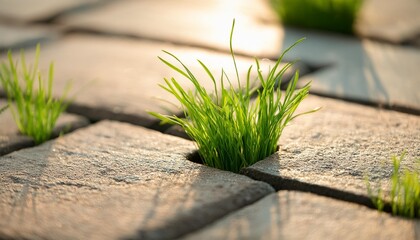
(0, 44, 71, 144)
(150, 20, 317, 173)
(271, 0, 363, 34)
(367, 152, 420, 218)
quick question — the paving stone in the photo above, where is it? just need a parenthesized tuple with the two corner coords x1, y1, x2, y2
(0, 120, 274, 240)
(1, 34, 284, 127)
(0, 24, 59, 50)
(181, 191, 420, 240)
(0, 100, 90, 156)
(355, 0, 420, 45)
(0, 0, 107, 23)
(57, 0, 283, 57)
(241, 94, 420, 207)
(278, 28, 420, 113)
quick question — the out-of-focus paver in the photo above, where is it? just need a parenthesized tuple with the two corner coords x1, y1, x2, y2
(0, 24, 58, 50)
(0, 120, 274, 240)
(279, 28, 420, 112)
(181, 191, 420, 240)
(57, 0, 283, 58)
(1, 34, 281, 127)
(0, 100, 90, 156)
(241, 94, 420, 206)
(0, 0, 107, 22)
(355, 0, 420, 45)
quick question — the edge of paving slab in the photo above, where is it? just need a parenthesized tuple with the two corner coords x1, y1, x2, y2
(180, 191, 420, 240)
(240, 165, 375, 209)
(133, 181, 275, 240)
(0, 120, 275, 240)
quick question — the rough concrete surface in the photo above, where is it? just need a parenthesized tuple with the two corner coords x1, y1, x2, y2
(0, 100, 90, 156)
(57, 0, 283, 58)
(241, 94, 420, 206)
(1, 34, 280, 126)
(0, 120, 274, 240)
(182, 191, 420, 240)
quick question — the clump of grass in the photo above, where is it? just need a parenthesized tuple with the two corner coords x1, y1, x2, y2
(271, 0, 363, 34)
(150, 20, 317, 173)
(366, 152, 420, 218)
(0, 44, 70, 144)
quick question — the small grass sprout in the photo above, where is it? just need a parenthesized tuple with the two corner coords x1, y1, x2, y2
(271, 0, 363, 34)
(366, 152, 420, 218)
(0, 44, 70, 144)
(150, 20, 317, 173)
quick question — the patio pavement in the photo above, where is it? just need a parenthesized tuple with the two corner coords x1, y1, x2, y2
(0, 0, 419, 239)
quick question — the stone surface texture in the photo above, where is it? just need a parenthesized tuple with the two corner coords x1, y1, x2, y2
(1, 34, 278, 126)
(57, 0, 283, 57)
(242, 94, 420, 205)
(279, 28, 420, 112)
(0, 100, 90, 156)
(182, 191, 420, 240)
(355, 0, 420, 44)
(0, 120, 274, 240)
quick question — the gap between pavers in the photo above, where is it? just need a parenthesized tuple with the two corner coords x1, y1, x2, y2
(0, 120, 274, 240)
(0, 0, 109, 23)
(0, 100, 90, 156)
(278, 27, 420, 114)
(240, 94, 419, 208)
(0, 33, 286, 129)
(180, 191, 420, 240)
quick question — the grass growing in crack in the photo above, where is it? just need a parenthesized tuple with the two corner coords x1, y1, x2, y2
(0, 44, 70, 144)
(271, 0, 363, 34)
(150, 20, 317, 173)
(366, 152, 420, 218)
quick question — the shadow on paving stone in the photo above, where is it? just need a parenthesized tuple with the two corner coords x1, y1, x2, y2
(279, 27, 420, 114)
(180, 191, 420, 240)
(0, 120, 274, 240)
(240, 94, 420, 210)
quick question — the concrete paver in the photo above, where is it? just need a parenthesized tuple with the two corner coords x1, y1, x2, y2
(0, 0, 107, 22)
(181, 191, 420, 240)
(241, 94, 420, 206)
(0, 120, 274, 240)
(279, 28, 420, 112)
(2, 34, 280, 127)
(355, 0, 420, 45)
(0, 24, 58, 50)
(0, 100, 90, 156)
(57, 0, 283, 58)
